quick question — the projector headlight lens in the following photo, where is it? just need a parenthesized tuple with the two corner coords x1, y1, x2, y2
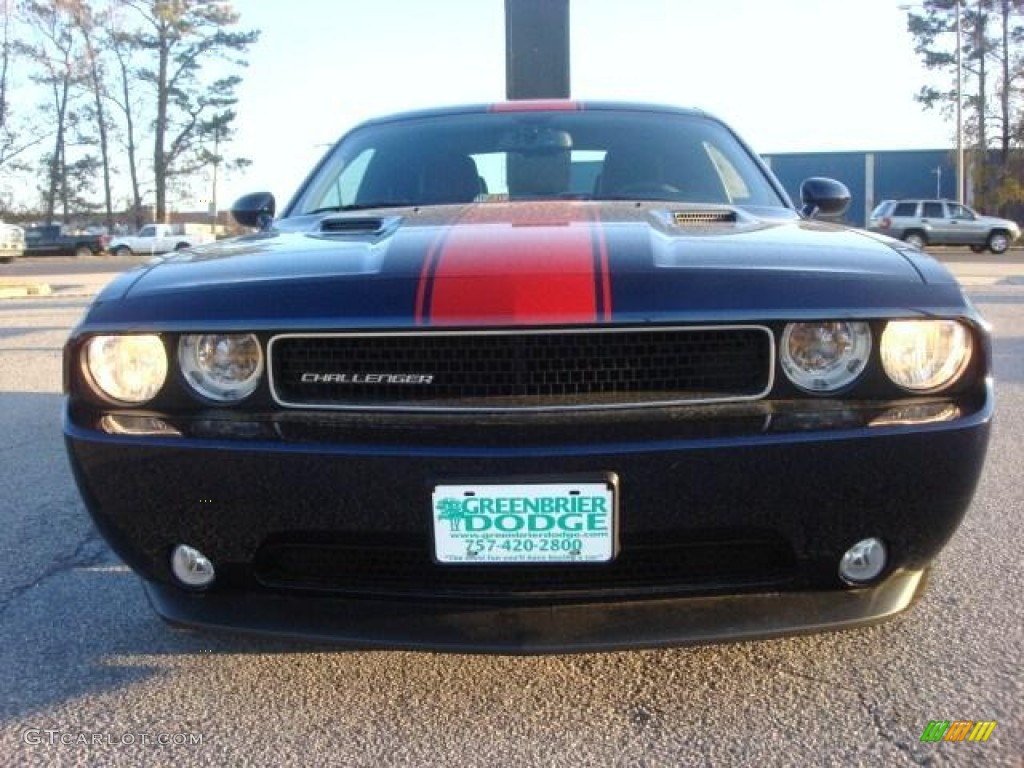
(179, 334, 263, 402)
(780, 321, 872, 393)
(85, 335, 168, 404)
(880, 320, 972, 392)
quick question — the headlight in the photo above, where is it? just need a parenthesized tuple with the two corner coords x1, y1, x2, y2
(178, 334, 263, 402)
(880, 320, 972, 392)
(85, 335, 168, 404)
(780, 321, 872, 393)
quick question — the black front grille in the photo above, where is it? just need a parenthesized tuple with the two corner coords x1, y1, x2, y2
(253, 533, 797, 600)
(269, 327, 772, 411)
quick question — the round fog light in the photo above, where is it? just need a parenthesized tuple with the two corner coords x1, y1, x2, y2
(839, 538, 886, 584)
(171, 544, 216, 589)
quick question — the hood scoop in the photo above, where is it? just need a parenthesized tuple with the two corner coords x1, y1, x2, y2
(672, 210, 738, 227)
(318, 216, 400, 237)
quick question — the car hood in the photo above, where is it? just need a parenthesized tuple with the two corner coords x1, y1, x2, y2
(85, 202, 967, 329)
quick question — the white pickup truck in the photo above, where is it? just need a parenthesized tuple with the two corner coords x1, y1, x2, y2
(0, 221, 25, 263)
(109, 223, 214, 256)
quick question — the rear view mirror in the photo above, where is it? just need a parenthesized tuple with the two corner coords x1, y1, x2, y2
(499, 126, 573, 155)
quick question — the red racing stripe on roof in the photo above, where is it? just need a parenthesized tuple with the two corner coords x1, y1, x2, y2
(490, 100, 582, 112)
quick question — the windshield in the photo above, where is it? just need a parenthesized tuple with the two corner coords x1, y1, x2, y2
(287, 108, 787, 215)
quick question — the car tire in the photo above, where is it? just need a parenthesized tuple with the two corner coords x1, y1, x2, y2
(987, 231, 1010, 255)
(74, 245, 92, 258)
(903, 231, 927, 250)
(115, 246, 133, 258)
(174, 242, 190, 251)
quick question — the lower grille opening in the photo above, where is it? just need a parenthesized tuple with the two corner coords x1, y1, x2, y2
(254, 532, 798, 601)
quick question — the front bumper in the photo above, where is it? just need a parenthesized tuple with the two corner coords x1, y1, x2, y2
(65, 388, 991, 652)
(147, 568, 927, 654)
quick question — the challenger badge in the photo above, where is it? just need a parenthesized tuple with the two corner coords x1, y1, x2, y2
(300, 373, 435, 385)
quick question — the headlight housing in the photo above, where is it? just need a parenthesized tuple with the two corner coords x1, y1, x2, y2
(780, 321, 872, 393)
(85, 335, 168, 404)
(880, 320, 972, 392)
(178, 334, 264, 402)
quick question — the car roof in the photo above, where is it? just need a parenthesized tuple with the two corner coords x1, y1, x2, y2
(355, 100, 712, 129)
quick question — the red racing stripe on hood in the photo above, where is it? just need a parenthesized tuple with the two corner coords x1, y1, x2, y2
(422, 204, 610, 326)
(590, 206, 613, 321)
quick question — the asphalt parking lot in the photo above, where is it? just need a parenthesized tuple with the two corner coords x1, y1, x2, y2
(0, 249, 1020, 766)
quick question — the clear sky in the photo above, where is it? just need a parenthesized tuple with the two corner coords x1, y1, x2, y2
(209, 0, 956, 207)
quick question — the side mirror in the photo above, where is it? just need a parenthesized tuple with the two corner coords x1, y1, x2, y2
(231, 192, 276, 230)
(800, 177, 850, 219)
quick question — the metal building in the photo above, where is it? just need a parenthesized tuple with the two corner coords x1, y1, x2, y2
(764, 149, 959, 227)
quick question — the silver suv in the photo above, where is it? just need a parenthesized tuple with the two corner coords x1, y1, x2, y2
(868, 199, 1021, 254)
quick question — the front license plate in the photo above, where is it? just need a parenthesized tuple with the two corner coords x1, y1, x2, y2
(432, 481, 616, 564)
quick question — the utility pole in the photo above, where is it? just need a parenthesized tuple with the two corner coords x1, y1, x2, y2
(504, 0, 570, 100)
(954, 0, 964, 204)
(899, 1, 966, 203)
(210, 122, 220, 235)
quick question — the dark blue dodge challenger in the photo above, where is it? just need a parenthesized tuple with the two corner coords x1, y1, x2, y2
(64, 101, 992, 652)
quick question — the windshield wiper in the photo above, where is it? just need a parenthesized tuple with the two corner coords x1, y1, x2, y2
(308, 201, 414, 214)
